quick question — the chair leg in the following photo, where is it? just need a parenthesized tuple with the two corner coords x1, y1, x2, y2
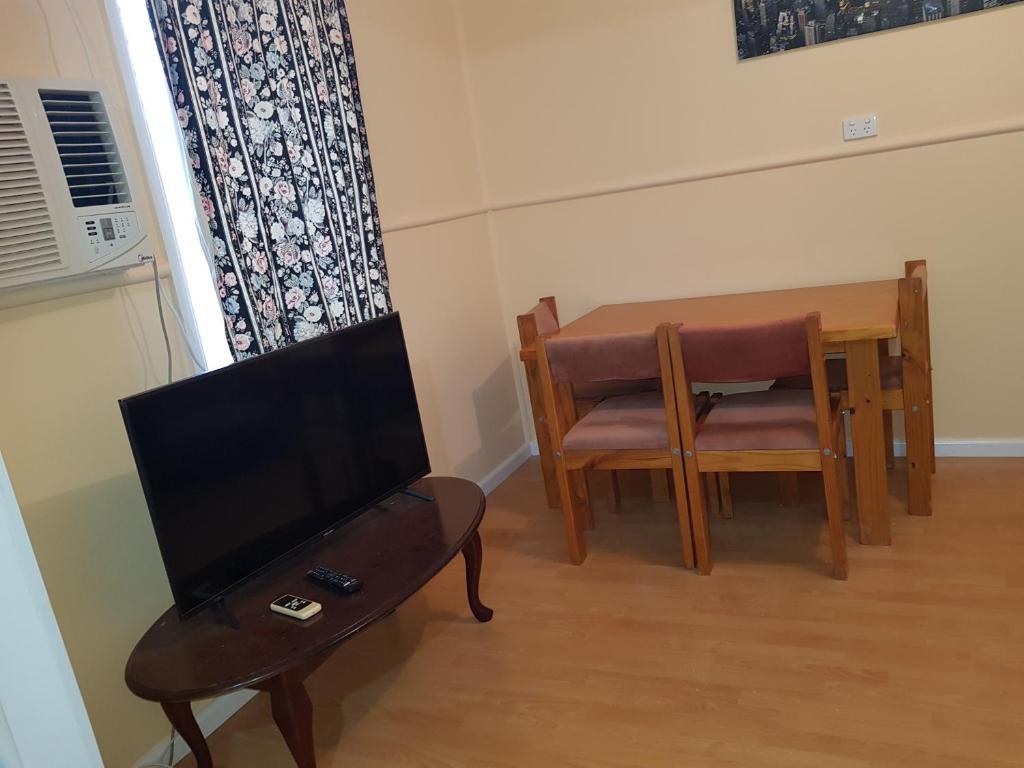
(533, 411, 561, 510)
(927, 368, 937, 474)
(669, 458, 695, 569)
(685, 465, 712, 575)
(904, 407, 933, 518)
(778, 473, 800, 507)
(928, 404, 937, 474)
(525, 363, 561, 510)
(718, 473, 734, 519)
(650, 469, 670, 500)
(705, 473, 721, 518)
(820, 459, 849, 580)
(836, 415, 851, 518)
(901, 349, 933, 516)
(576, 471, 595, 529)
(883, 410, 895, 470)
(553, 459, 587, 564)
(610, 471, 622, 513)
(537, 443, 561, 509)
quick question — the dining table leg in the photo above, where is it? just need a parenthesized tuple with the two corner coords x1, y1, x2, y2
(845, 339, 892, 545)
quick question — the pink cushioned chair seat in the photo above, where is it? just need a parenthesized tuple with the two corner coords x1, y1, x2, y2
(695, 390, 819, 451)
(773, 356, 903, 392)
(575, 378, 660, 400)
(562, 392, 669, 451)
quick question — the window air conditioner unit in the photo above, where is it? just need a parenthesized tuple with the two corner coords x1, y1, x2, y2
(0, 77, 148, 291)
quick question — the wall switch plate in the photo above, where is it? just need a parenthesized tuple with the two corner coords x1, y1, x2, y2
(843, 115, 878, 141)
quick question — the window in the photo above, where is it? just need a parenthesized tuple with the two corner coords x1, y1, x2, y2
(107, 0, 233, 371)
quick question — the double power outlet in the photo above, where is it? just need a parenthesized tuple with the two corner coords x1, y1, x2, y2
(843, 115, 878, 141)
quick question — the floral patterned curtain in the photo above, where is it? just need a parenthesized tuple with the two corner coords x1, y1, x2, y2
(147, 0, 390, 358)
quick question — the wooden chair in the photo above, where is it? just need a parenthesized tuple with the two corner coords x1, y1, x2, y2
(664, 315, 849, 579)
(774, 260, 935, 516)
(517, 297, 663, 510)
(535, 326, 697, 567)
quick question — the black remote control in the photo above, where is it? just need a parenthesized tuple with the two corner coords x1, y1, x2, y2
(306, 566, 362, 595)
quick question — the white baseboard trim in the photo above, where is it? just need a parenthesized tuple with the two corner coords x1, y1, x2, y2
(532, 436, 1022, 460)
(849, 439, 1024, 458)
(476, 443, 532, 495)
(135, 689, 257, 767)
(932, 439, 1024, 457)
(134, 444, 533, 767)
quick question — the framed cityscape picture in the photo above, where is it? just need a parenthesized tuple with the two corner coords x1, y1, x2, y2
(735, 1, 1022, 60)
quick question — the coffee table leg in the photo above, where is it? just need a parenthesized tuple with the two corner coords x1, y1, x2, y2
(160, 701, 212, 768)
(461, 530, 494, 622)
(269, 670, 316, 768)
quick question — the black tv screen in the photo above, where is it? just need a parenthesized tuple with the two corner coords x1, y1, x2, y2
(120, 313, 430, 618)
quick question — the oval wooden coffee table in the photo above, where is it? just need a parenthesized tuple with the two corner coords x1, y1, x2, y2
(126, 477, 492, 767)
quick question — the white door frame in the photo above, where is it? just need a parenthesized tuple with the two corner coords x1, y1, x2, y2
(0, 450, 102, 767)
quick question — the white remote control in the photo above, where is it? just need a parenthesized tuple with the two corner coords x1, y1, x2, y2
(270, 594, 322, 620)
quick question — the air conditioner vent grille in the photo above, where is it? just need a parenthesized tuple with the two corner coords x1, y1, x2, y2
(40, 88, 131, 209)
(0, 83, 62, 281)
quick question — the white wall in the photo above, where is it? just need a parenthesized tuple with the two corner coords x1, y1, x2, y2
(347, 0, 527, 481)
(0, 702, 21, 768)
(0, 451, 102, 768)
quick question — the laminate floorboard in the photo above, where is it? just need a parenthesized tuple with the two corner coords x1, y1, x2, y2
(199, 458, 1024, 767)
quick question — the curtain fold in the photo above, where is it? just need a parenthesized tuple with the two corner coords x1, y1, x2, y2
(148, 0, 390, 358)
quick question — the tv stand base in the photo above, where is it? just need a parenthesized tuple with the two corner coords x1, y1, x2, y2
(399, 487, 435, 502)
(210, 596, 240, 630)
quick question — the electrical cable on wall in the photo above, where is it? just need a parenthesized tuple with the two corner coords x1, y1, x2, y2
(145, 255, 207, 381)
(156, 274, 206, 370)
(149, 257, 174, 384)
(30, 0, 61, 72)
(138, 724, 176, 768)
(63, 0, 97, 77)
(31, 0, 96, 77)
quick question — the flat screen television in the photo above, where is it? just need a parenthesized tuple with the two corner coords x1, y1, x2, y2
(120, 312, 430, 619)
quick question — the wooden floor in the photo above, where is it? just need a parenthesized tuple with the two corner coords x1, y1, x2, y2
(201, 458, 1024, 767)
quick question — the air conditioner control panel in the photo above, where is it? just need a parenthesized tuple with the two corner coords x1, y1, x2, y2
(80, 212, 141, 263)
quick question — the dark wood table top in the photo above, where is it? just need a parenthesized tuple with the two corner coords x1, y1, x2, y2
(125, 476, 485, 702)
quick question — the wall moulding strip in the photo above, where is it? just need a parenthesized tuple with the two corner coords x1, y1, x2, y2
(380, 117, 1024, 235)
(0, 263, 173, 312)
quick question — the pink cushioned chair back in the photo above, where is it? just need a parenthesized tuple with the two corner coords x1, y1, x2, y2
(526, 301, 560, 337)
(545, 330, 661, 384)
(677, 318, 810, 383)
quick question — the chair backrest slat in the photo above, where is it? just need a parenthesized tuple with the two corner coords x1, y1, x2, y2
(530, 300, 560, 338)
(676, 318, 811, 383)
(804, 313, 835, 453)
(905, 260, 928, 299)
(899, 276, 928, 366)
(544, 330, 662, 384)
(901, 260, 930, 369)
(517, 296, 560, 351)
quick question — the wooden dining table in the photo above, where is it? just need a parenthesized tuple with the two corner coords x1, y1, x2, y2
(523, 279, 900, 546)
